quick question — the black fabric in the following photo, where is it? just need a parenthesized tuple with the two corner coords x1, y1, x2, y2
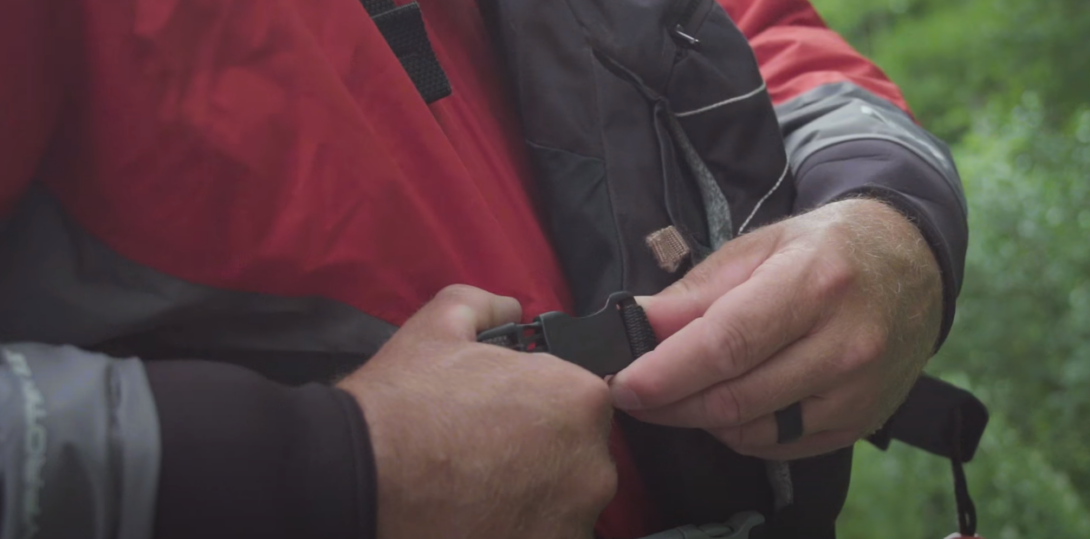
(361, 0, 394, 14)
(112, 344, 371, 386)
(147, 360, 376, 539)
(0, 185, 398, 362)
(793, 139, 968, 351)
(367, 3, 451, 104)
(768, 448, 853, 539)
(866, 373, 988, 462)
(617, 415, 776, 530)
(526, 142, 623, 316)
(491, 0, 795, 311)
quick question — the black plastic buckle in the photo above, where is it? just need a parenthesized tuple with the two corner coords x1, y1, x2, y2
(477, 292, 637, 377)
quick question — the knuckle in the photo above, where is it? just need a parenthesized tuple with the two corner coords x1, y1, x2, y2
(580, 377, 613, 412)
(705, 320, 751, 379)
(668, 263, 713, 298)
(842, 331, 888, 370)
(585, 460, 619, 509)
(703, 384, 745, 427)
(557, 362, 612, 412)
(435, 283, 482, 303)
(432, 285, 478, 317)
(813, 255, 857, 299)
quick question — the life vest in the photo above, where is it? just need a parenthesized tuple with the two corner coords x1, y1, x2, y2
(477, 0, 989, 537)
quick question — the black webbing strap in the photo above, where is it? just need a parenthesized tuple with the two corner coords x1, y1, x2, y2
(867, 374, 989, 462)
(951, 409, 978, 536)
(361, 0, 395, 13)
(360, 0, 452, 104)
(618, 296, 658, 359)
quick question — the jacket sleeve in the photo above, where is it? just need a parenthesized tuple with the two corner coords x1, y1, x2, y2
(0, 346, 378, 539)
(719, 0, 969, 350)
(0, 5, 377, 539)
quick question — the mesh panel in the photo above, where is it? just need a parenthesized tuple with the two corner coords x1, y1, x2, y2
(370, 3, 452, 104)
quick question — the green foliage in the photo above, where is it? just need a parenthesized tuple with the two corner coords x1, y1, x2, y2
(810, 0, 1090, 537)
(816, 0, 1090, 142)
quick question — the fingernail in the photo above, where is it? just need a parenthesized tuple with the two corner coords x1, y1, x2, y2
(610, 382, 643, 411)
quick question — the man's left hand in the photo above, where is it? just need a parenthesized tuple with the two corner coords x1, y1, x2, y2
(609, 198, 943, 460)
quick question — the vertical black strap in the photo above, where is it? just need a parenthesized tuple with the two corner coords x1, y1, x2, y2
(360, 1, 452, 104)
(951, 409, 978, 536)
(617, 297, 658, 358)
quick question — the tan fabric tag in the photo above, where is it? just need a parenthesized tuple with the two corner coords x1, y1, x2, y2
(645, 226, 690, 273)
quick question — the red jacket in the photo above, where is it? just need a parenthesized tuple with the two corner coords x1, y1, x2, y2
(0, 1, 966, 538)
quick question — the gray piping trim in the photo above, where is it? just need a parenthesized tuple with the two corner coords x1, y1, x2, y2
(675, 81, 768, 118)
(1, 344, 160, 539)
(738, 161, 790, 234)
(774, 81, 966, 216)
(664, 111, 733, 249)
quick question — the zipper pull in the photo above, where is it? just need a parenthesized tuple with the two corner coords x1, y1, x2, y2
(671, 24, 701, 50)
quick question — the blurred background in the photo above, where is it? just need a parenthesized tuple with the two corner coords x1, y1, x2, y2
(807, 1, 1090, 537)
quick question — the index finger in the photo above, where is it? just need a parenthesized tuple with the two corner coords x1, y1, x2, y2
(403, 284, 523, 342)
(610, 263, 824, 411)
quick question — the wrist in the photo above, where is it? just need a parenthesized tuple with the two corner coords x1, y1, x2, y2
(793, 139, 967, 351)
(337, 374, 441, 539)
(840, 196, 945, 347)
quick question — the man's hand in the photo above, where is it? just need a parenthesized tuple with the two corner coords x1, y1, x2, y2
(338, 285, 617, 539)
(609, 198, 943, 460)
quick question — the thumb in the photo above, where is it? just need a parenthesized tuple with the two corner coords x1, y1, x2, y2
(404, 284, 523, 342)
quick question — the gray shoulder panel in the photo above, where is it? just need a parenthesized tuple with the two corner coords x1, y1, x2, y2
(0, 185, 396, 362)
(774, 81, 966, 215)
(1, 344, 159, 539)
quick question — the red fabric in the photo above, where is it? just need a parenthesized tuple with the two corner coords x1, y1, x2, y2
(0, 0, 914, 535)
(719, 0, 913, 116)
(0, 0, 72, 219)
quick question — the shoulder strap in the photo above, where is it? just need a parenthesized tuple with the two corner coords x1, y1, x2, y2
(360, 0, 451, 104)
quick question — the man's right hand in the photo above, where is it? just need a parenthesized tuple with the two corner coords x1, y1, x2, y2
(338, 285, 617, 539)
